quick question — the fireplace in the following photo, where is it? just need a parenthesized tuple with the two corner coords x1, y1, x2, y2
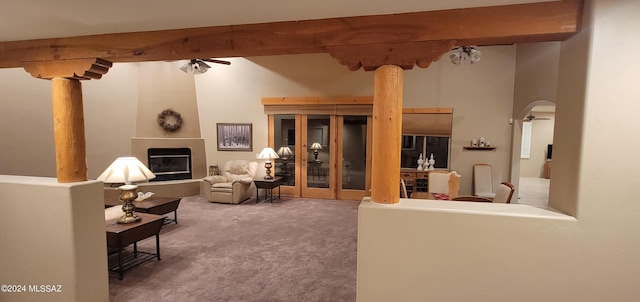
(147, 148, 192, 181)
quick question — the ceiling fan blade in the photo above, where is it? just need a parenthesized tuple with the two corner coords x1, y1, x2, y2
(202, 58, 231, 65)
(525, 115, 551, 121)
(198, 61, 212, 69)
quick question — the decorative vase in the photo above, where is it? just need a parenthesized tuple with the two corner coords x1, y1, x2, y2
(417, 153, 424, 171)
(428, 153, 435, 171)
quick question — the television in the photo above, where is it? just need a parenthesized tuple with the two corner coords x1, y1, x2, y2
(547, 144, 553, 159)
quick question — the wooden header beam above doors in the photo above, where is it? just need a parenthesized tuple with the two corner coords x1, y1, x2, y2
(0, 1, 582, 71)
(262, 96, 374, 116)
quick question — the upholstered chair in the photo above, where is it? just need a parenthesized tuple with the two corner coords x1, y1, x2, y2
(201, 160, 258, 204)
(427, 170, 462, 199)
(491, 182, 515, 203)
(473, 164, 496, 199)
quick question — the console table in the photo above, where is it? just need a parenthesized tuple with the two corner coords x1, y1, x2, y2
(106, 213, 165, 280)
(254, 176, 283, 203)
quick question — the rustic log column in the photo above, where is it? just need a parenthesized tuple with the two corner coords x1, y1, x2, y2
(23, 58, 112, 183)
(371, 65, 403, 204)
(52, 77, 87, 182)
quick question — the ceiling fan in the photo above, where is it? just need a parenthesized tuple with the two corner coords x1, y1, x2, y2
(523, 111, 551, 122)
(179, 58, 231, 74)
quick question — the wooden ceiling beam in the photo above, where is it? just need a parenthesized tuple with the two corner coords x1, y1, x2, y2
(0, 1, 582, 70)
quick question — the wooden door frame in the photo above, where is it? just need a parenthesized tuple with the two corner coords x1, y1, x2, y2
(301, 114, 337, 199)
(265, 96, 373, 200)
(269, 114, 302, 197)
(336, 115, 373, 200)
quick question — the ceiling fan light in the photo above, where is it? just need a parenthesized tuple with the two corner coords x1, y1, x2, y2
(450, 52, 461, 65)
(469, 49, 481, 63)
(194, 61, 211, 74)
(450, 46, 480, 65)
(192, 66, 205, 74)
(179, 62, 192, 73)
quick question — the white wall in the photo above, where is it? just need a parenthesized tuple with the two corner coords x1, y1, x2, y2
(135, 62, 201, 138)
(0, 64, 140, 179)
(0, 176, 109, 302)
(0, 68, 55, 177)
(358, 0, 640, 301)
(83, 63, 139, 178)
(194, 54, 374, 178)
(404, 45, 516, 194)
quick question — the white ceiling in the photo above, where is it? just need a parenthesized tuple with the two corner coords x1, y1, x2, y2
(1, 0, 552, 42)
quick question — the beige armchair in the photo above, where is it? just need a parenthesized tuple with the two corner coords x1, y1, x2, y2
(201, 160, 258, 204)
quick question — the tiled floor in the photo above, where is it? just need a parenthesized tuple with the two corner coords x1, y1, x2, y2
(517, 177, 550, 207)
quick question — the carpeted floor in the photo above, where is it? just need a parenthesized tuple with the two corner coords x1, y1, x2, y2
(108, 195, 360, 302)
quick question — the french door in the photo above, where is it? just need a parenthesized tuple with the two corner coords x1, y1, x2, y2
(270, 114, 371, 200)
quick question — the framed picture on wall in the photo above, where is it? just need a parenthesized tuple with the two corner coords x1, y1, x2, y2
(216, 123, 253, 151)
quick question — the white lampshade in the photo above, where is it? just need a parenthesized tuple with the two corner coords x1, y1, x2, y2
(310, 142, 322, 150)
(256, 147, 279, 160)
(277, 146, 294, 157)
(97, 157, 156, 184)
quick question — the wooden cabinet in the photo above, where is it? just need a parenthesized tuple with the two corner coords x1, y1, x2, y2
(544, 161, 552, 179)
(400, 168, 429, 196)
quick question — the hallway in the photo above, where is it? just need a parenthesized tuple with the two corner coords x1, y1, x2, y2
(517, 177, 549, 207)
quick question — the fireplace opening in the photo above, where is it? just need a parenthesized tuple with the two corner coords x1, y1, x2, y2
(147, 148, 192, 181)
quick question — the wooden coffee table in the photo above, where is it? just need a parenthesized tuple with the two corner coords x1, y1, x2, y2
(106, 196, 182, 224)
(106, 213, 165, 280)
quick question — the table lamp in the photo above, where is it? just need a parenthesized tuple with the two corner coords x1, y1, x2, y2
(277, 146, 293, 160)
(256, 147, 279, 179)
(97, 157, 156, 224)
(310, 142, 322, 163)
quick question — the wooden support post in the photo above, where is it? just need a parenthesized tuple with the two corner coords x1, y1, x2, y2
(371, 65, 403, 204)
(52, 77, 87, 182)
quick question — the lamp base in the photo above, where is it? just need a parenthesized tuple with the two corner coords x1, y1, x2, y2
(118, 212, 141, 224)
(264, 161, 274, 179)
(117, 184, 141, 224)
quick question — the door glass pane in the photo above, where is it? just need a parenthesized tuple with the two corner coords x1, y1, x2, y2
(342, 116, 367, 190)
(274, 114, 295, 186)
(307, 115, 330, 188)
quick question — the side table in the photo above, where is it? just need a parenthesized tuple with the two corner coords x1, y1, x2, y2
(254, 176, 283, 203)
(106, 213, 165, 280)
(106, 196, 182, 224)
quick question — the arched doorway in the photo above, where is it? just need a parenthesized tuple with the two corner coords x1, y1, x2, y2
(510, 100, 555, 206)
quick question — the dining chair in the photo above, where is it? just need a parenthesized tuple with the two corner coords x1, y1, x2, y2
(473, 164, 495, 199)
(453, 181, 515, 203)
(428, 170, 462, 199)
(492, 182, 515, 203)
(400, 179, 408, 198)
